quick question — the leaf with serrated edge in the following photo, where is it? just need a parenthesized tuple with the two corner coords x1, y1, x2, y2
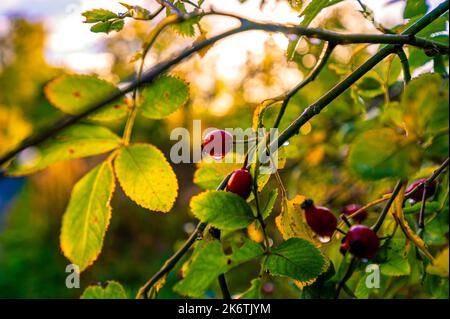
(190, 191, 254, 231)
(264, 238, 326, 282)
(140, 76, 189, 119)
(81, 281, 127, 299)
(60, 161, 115, 272)
(114, 143, 178, 213)
(45, 74, 128, 122)
(7, 124, 121, 176)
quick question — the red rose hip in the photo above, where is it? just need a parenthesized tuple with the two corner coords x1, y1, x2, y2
(226, 168, 252, 199)
(405, 178, 436, 203)
(301, 199, 337, 242)
(341, 204, 367, 223)
(341, 225, 379, 260)
(202, 130, 233, 159)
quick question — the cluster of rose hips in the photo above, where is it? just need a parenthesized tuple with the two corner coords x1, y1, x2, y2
(203, 130, 436, 261)
(300, 178, 436, 260)
(300, 199, 379, 260)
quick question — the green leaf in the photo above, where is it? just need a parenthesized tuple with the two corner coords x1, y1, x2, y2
(401, 74, 449, 137)
(174, 239, 264, 297)
(82, 9, 118, 23)
(174, 241, 229, 298)
(240, 278, 262, 299)
(190, 191, 255, 231)
(7, 124, 121, 176)
(264, 238, 326, 282)
(348, 128, 412, 180)
(45, 74, 128, 122)
(81, 281, 127, 299)
(114, 143, 178, 213)
(287, 0, 343, 60)
(60, 161, 115, 272)
(378, 239, 411, 276)
(262, 188, 278, 219)
(140, 76, 189, 119)
(168, 2, 200, 37)
(90, 19, 124, 34)
(193, 164, 238, 190)
(404, 0, 428, 19)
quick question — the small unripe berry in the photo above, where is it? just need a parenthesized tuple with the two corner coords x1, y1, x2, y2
(341, 225, 379, 260)
(201, 130, 233, 159)
(405, 178, 436, 203)
(301, 199, 337, 241)
(226, 168, 252, 199)
(341, 204, 367, 223)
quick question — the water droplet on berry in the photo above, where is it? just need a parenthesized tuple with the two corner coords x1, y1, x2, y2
(318, 235, 331, 243)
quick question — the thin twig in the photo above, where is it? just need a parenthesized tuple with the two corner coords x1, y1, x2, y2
(417, 157, 449, 236)
(335, 256, 359, 299)
(273, 41, 336, 129)
(397, 46, 412, 84)
(372, 180, 405, 233)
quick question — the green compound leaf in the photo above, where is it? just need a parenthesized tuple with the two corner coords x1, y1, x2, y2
(190, 191, 255, 231)
(378, 239, 411, 277)
(81, 281, 128, 299)
(264, 237, 326, 282)
(348, 128, 413, 180)
(45, 74, 128, 122)
(7, 124, 121, 176)
(60, 161, 115, 272)
(114, 143, 178, 213)
(140, 76, 189, 119)
(82, 9, 118, 23)
(174, 239, 264, 297)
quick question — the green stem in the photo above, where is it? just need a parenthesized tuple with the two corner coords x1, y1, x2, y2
(397, 47, 412, 84)
(273, 41, 335, 129)
(417, 157, 449, 236)
(372, 180, 404, 233)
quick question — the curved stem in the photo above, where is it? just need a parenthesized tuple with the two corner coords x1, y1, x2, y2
(273, 41, 336, 129)
(122, 14, 181, 145)
(372, 180, 405, 233)
(418, 157, 449, 236)
(335, 256, 359, 299)
(397, 47, 412, 84)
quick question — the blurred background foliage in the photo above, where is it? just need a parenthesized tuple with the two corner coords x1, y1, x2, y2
(0, 0, 448, 298)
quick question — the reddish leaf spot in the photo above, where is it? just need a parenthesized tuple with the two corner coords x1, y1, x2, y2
(73, 91, 81, 98)
(68, 148, 75, 154)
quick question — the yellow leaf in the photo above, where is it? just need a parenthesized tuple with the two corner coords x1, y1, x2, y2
(275, 195, 321, 246)
(114, 143, 178, 213)
(390, 182, 435, 263)
(427, 246, 449, 277)
(60, 161, 115, 272)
